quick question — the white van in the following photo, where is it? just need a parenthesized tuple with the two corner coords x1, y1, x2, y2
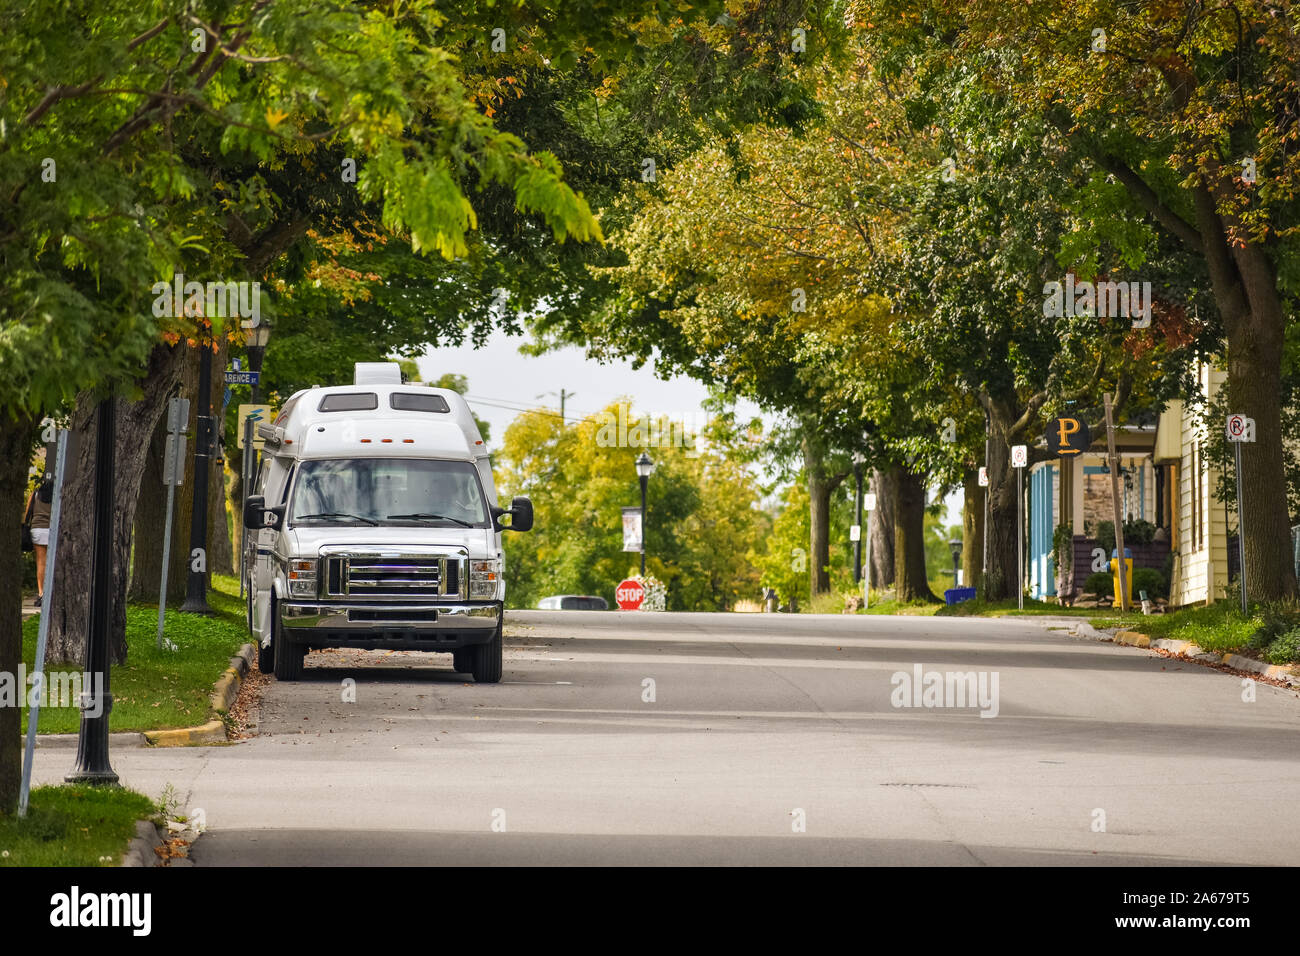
(242, 363, 532, 682)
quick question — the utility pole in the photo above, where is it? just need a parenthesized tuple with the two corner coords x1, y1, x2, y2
(852, 462, 863, 584)
(1104, 393, 1130, 613)
(181, 330, 214, 615)
(538, 389, 574, 423)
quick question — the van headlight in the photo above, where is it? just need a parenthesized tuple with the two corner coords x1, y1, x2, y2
(469, 559, 501, 599)
(288, 559, 317, 598)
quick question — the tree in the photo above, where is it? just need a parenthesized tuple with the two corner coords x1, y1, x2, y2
(865, 0, 1299, 600)
(495, 402, 766, 610)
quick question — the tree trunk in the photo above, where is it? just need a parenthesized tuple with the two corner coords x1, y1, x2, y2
(981, 412, 1018, 601)
(128, 407, 186, 604)
(801, 432, 846, 596)
(0, 415, 38, 815)
(868, 467, 896, 589)
(893, 465, 936, 602)
(208, 338, 233, 576)
(807, 464, 833, 595)
(1216, 240, 1297, 601)
(961, 466, 985, 592)
(47, 345, 187, 664)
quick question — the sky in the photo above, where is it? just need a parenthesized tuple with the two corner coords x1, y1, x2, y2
(414, 328, 962, 524)
(414, 328, 768, 453)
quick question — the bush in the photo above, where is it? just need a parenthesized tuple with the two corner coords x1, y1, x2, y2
(1093, 519, 1156, 555)
(1094, 521, 1115, 556)
(1131, 567, 1167, 600)
(1124, 519, 1157, 545)
(1265, 627, 1300, 665)
(1083, 571, 1112, 597)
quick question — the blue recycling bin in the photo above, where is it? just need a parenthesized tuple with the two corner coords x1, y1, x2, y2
(944, 586, 977, 606)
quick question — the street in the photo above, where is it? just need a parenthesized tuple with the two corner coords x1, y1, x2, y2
(32, 611, 1300, 865)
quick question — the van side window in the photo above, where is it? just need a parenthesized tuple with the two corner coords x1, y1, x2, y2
(279, 464, 295, 505)
(390, 392, 450, 412)
(319, 393, 378, 412)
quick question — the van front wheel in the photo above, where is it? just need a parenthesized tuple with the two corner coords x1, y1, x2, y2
(469, 622, 502, 684)
(272, 605, 305, 681)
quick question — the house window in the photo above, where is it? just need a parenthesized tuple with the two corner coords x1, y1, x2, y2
(1191, 441, 1201, 552)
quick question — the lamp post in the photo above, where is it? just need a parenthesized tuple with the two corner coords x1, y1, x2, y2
(635, 452, 655, 577)
(66, 397, 119, 785)
(247, 319, 271, 404)
(948, 538, 963, 589)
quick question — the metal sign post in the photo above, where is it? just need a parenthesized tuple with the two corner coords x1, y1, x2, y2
(1012, 445, 1027, 610)
(157, 397, 188, 648)
(863, 492, 876, 608)
(1226, 413, 1256, 614)
(19, 429, 70, 817)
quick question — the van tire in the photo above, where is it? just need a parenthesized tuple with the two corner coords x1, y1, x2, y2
(272, 602, 305, 681)
(452, 650, 471, 673)
(469, 623, 502, 684)
(257, 640, 274, 674)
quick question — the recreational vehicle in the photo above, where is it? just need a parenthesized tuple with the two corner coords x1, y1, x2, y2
(242, 363, 532, 682)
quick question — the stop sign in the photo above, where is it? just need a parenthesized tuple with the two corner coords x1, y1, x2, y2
(615, 578, 645, 610)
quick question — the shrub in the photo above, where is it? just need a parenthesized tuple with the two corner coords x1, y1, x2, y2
(1094, 521, 1116, 556)
(1124, 519, 1157, 545)
(1131, 567, 1167, 600)
(1083, 571, 1113, 597)
(1265, 627, 1300, 665)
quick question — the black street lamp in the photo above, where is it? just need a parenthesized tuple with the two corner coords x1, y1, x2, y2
(948, 538, 963, 588)
(66, 397, 119, 785)
(246, 319, 271, 404)
(635, 452, 655, 576)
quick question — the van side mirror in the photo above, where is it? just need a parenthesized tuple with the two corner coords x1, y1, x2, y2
(244, 495, 285, 531)
(509, 496, 533, 532)
(494, 496, 533, 532)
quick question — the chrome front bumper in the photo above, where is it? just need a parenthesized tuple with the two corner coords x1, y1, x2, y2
(279, 601, 499, 644)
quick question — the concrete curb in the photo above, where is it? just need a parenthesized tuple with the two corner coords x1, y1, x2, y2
(1068, 623, 1300, 686)
(32, 732, 149, 750)
(1114, 630, 1151, 648)
(120, 820, 164, 868)
(142, 644, 255, 748)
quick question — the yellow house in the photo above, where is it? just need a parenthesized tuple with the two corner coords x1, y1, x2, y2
(1152, 360, 1232, 607)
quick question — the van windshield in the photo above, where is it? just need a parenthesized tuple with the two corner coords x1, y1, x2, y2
(289, 458, 490, 528)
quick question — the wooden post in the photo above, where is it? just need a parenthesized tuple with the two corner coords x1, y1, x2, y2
(1104, 393, 1130, 612)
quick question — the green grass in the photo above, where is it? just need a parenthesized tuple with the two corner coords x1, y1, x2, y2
(1091, 600, 1268, 655)
(20, 574, 248, 734)
(0, 785, 157, 867)
(936, 596, 1145, 619)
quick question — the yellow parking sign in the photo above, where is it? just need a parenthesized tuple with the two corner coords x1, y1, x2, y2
(237, 404, 273, 449)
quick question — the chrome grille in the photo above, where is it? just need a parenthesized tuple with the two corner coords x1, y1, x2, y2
(346, 558, 440, 595)
(321, 550, 466, 600)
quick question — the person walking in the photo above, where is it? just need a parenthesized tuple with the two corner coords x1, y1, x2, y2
(25, 473, 53, 606)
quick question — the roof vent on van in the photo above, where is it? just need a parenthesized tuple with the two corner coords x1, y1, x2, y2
(354, 362, 403, 386)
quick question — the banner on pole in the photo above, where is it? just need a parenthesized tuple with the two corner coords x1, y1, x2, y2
(621, 507, 642, 552)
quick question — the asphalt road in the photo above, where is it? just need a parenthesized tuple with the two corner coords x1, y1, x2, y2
(32, 610, 1300, 865)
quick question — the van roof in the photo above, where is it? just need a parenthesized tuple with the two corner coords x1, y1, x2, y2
(271, 384, 487, 459)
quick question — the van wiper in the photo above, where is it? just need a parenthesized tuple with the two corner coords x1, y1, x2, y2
(387, 512, 473, 528)
(296, 512, 379, 525)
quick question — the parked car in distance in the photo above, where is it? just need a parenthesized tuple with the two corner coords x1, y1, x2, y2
(537, 595, 609, 611)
